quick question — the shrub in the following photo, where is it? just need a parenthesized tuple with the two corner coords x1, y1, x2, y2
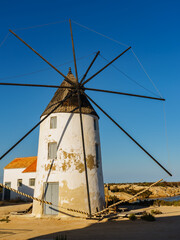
(140, 190, 152, 199)
(108, 195, 119, 205)
(141, 212, 156, 221)
(54, 234, 67, 240)
(151, 209, 162, 215)
(111, 186, 119, 192)
(109, 185, 152, 199)
(0, 216, 10, 223)
(154, 200, 180, 206)
(128, 214, 137, 221)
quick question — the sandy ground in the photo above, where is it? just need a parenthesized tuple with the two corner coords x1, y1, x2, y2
(0, 203, 32, 215)
(0, 204, 179, 240)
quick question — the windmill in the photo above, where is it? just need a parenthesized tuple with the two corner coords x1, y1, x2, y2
(0, 19, 172, 217)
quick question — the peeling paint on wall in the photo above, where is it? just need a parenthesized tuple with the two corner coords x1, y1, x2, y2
(60, 151, 95, 172)
(86, 155, 96, 170)
(44, 164, 56, 171)
(59, 180, 87, 210)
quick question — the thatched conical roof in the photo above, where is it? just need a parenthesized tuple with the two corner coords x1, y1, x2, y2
(41, 68, 99, 118)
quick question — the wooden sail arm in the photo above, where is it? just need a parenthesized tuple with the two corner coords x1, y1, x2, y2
(80, 51, 100, 84)
(83, 91, 172, 177)
(77, 90, 92, 217)
(0, 82, 165, 101)
(0, 90, 77, 160)
(69, 19, 78, 82)
(83, 87, 165, 101)
(9, 30, 76, 87)
(0, 82, 75, 89)
(0, 83, 164, 101)
(82, 46, 131, 86)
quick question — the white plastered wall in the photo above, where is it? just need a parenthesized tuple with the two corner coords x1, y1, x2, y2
(33, 112, 105, 217)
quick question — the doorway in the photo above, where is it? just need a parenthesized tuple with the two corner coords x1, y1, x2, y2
(43, 182, 59, 215)
(4, 182, 11, 200)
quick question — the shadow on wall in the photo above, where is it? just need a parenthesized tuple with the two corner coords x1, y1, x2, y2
(17, 184, 34, 201)
(42, 159, 55, 201)
(3, 183, 34, 201)
(57, 112, 74, 149)
(48, 206, 78, 218)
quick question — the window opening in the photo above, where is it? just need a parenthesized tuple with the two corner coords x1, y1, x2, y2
(29, 178, 35, 186)
(17, 179, 22, 187)
(95, 143, 99, 167)
(48, 142, 57, 159)
(50, 116, 57, 129)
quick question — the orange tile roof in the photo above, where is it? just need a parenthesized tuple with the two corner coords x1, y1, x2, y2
(4, 156, 37, 170)
(22, 159, 37, 173)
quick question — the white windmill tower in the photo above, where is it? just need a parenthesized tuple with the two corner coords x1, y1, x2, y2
(32, 67, 105, 217)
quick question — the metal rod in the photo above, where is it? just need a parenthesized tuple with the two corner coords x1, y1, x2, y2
(80, 51, 100, 84)
(9, 29, 76, 87)
(69, 19, 78, 82)
(83, 92, 172, 177)
(84, 87, 165, 101)
(77, 90, 92, 216)
(82, 46, 131, 86)
(0, 90, 76, 160)
(0, 82, 75, 89)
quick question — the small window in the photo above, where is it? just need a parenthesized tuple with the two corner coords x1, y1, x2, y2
(95, 143, 99, 167)
(94, 119, 97, 130)
(50, 116, 57, 129)
(48, 142, 57, 159)
(29, 178, 35, 186)
(17, 179, 22, 187)
(5, 182, 11, 188)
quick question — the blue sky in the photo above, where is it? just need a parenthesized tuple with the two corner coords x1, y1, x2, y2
(0, 0, 179, 183)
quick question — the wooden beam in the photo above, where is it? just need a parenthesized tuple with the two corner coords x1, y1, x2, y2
(0, 90, 76, 160)
(82, 46, 131, 86)
(80, 51, 100, 84)
(77, 90, 92, 217)
(0, 82, 74, 89)
(9, 29, 76, 87)
(69, 19, 78, 82)
(84, 87, 165, 101)
(83, 91, 172, 177)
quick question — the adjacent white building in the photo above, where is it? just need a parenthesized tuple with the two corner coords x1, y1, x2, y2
(3, 156, 37, 201)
